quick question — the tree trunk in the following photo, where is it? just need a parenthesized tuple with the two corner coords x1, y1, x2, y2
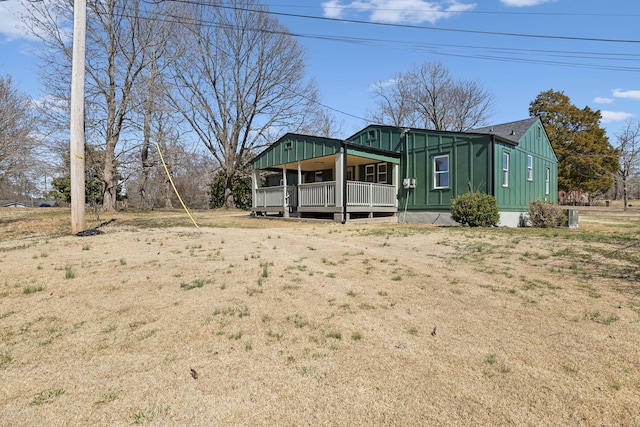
(622, 172, 628, 212)
(224, 172, 235, 209)
(139, 95, 153, 210)
(164, 177, 173, 208)
(102, 133, 119, 211)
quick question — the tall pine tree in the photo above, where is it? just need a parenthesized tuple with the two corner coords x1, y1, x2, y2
(530, 89, 619, 195)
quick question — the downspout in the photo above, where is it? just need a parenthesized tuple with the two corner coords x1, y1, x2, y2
(490, 135, 496, 196)
(400, 129, 410, 222)
(342, 142, 348, 224)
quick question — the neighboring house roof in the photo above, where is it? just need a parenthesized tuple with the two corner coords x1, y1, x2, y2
(0, 200, 31, 208)
(0, 199, 58, 208)
(472, 117, 540, 144)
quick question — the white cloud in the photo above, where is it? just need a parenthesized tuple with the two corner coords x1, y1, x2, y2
(594, 97, 614, 104)
(612, 89, 640, 101)
(322, 0, 346, 19)
(32, 94, 67, 111)
(0, 2, 34, 41)
(369, 78, 397, 91)
(600, 110, 634, 123)
(500, 0, 556, 6)
(322, 0, 476, 24)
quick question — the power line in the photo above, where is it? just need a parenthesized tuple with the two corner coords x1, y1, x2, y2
(270, 3, 640, 18)
(154, 0, 640, 44)
(94, 2, 640, 124)
(117, 6, 640, 73)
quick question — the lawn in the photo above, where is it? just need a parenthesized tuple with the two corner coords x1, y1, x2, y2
(0, 207, 639, 425)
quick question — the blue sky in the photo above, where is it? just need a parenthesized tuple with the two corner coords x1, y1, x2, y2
(1, 0, 639, 142)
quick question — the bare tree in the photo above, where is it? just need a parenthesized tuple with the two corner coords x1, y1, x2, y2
(0, 74, 37, 196)
(126, 3, 186, 210)
(297, 108, 345, 139)
(168, 0, 319, 208)
(368, 62, 495, 131)
(367, 72, 420, 128)
(616, 120, 640, 211)
(22, 0, 172, 211)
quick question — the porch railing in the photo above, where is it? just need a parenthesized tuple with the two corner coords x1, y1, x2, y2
(347, 181, 396, 207)
(298, 182, 335, 207)
(254, 186, 296, 208)
(255, 181, 396, 209)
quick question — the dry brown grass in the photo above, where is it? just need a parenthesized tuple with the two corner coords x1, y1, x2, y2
(1, 207, 639, 426)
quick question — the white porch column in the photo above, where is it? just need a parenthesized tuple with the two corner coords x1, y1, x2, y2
(335, 152, 344, 208)
(282, 164, 289, 218)
(392, 163, 399, 207)
(297, 161, 303, 209)
(251, 169, 260, 208)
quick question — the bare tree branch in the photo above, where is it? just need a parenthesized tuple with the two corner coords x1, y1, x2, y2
(368, 61, 495, 131)
(167, 0, 319, 208)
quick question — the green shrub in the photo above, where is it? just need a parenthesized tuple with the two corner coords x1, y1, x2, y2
(527, 201, 566, 228)
(210, 171, 252, 210)
(450, 192, 499, 227)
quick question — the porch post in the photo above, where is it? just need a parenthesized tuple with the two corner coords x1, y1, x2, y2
(297, 161, 302, 208)
(251, 168, 259, 209)
(392, 163, 399, 208)
(282, 164, 289, 218)
(335, 152, 344, 209)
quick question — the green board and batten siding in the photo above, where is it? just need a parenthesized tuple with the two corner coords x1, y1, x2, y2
(348, 126, 493, 210)
(251, 134, 343, 171)
(252, 133, 400, 171)
(347, 119, 557, 213)
(492, 122, 558, 211)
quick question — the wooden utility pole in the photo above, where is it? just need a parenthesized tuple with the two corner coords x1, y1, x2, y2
(69, 0, 86, 234)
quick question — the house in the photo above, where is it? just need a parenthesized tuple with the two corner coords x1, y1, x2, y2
(250, 117, 558, 226)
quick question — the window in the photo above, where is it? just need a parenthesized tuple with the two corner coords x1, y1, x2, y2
(365, 164, 375, 182)
(545, 167, 550, 195)
(433, 155, 449, 189)
(527, 155, 533, 181)
(346, 166, 354, 181)
(502, 152, 510, 187)
(377, 163, 387, 183)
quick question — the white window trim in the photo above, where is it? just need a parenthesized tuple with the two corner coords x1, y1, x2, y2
(433, 154, 449, 189)
(527, 155, 533, 181)
(365, 164, 375, 182)
(502, 152, 510, 188)
(545, 167, 550, 195)
(377, 163, 387, 183)
(346, 166, 354, 181)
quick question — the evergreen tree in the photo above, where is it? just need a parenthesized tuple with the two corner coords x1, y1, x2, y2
(529, 89, 619, 195)
(210, 171, 252, 211)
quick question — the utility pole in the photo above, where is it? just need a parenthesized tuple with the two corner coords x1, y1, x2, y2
(69, 0, 86, 234)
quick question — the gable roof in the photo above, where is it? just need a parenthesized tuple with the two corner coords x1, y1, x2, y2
(472, 117, 540, 144)
(251, 132, 400, 170)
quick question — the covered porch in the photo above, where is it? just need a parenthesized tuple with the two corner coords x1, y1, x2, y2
(251, 134, 400, 222)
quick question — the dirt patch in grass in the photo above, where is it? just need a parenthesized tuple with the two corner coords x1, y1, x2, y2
(1, 208, 639, 425)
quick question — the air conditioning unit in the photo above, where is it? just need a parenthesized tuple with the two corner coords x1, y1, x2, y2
(566, 209, 579, 228)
